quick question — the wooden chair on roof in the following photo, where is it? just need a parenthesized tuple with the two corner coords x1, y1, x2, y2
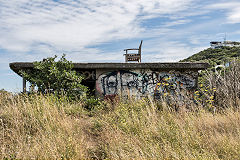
(124, 40, 142, 63)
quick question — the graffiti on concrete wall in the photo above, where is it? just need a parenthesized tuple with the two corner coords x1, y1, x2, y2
(96, 70, 197, 98)
(78, 70, 96, 80)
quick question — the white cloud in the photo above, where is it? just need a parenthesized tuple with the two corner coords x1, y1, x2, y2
(163, 19, 191, 27)
(0, 0, 194, 55)
(208, 2, 240, 24)
(141, 39, 207, 62)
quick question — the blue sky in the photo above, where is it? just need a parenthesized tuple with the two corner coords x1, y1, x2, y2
(1, 0, 240, 92)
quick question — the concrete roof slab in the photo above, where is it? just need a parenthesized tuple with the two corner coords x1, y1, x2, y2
(9, 62, 209, 76)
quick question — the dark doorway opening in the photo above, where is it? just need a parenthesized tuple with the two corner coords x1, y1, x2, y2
(75, 69, 96, 96)
(81, 80, 95, 96)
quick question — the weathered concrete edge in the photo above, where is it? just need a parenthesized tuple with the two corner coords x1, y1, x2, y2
(10, 62, 210, 75)
(73, 62, 210, 69)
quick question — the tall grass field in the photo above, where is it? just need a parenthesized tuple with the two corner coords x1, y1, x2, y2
(1, 62, 240, 159)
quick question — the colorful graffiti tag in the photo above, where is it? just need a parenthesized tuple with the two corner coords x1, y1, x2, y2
(96, 70, 197, 98)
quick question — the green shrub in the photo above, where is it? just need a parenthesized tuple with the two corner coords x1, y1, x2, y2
(20, 54, 87, 100)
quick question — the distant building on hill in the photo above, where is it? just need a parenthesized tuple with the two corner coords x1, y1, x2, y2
(210, 41, 240, 49)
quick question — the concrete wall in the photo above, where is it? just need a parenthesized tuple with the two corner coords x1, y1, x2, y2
(10, 62, 208, 95)
(95, 69, 198, 98)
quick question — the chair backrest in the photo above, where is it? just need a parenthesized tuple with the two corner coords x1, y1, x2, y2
(124, 40, 143, 63)
(138, 40, 143, 55)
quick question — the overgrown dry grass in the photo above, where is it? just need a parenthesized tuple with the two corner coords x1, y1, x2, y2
(0, 94, 89, 159)
(1, 63, 240, 159)
(1, 93, 240, 159)
(96, 100, 240, 159)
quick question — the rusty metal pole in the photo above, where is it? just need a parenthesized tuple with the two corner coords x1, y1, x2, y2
(23, 78, 26, 93)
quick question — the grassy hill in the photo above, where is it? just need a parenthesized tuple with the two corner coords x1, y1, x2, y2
(180, 46, 240, 66)
(1, 92, 240, 159)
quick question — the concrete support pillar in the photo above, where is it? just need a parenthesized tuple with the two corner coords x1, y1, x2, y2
(23, 78, 26, 93)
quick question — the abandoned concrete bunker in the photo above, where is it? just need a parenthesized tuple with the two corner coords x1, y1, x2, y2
(10, 62, 209, 98)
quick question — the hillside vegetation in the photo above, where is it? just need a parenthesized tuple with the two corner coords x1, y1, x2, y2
(1, 62, 240, 159)
(180, 46, 240, 67)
